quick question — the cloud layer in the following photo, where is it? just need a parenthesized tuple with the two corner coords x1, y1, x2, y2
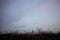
(1, 0, 60, 33)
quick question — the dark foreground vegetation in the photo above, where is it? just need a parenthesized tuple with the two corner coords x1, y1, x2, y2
(0, 32, 60, 40)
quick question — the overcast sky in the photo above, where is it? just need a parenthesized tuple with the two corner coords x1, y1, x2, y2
(1, 0, 60, 33)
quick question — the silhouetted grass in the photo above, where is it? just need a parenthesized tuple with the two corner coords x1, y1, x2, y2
(0, 31, 60, 40)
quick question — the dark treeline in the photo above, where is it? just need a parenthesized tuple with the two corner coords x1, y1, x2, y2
(0, 32, 60, 40)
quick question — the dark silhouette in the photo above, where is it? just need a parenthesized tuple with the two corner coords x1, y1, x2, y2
(0, 30, 60, 40)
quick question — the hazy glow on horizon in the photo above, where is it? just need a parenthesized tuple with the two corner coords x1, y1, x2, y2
(1, 0, 60, 33)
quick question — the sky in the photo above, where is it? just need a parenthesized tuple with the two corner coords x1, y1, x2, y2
(1, 0, 60, 33)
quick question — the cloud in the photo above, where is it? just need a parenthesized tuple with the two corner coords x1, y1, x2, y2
(1, 0, 60, 33)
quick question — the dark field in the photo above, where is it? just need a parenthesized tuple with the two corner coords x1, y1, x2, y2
(0, 32, 60, 40)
